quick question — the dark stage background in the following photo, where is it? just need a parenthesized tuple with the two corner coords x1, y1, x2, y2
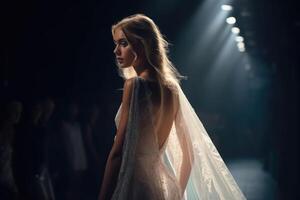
(1, 0, 299, 199)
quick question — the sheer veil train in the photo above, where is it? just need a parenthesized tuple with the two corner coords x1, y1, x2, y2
(112, 67, 246, 200)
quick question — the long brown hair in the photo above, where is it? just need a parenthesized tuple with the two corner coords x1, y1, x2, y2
(112, 14, 184, 88)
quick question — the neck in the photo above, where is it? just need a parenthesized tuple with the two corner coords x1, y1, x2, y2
(133, 63, 155, 80)
(134, 65, 147, 76)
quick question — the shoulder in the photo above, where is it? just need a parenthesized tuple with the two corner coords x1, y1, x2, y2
(122, 77, 141, 105)
(122, 77, 138, 96)
(123, 76, 147, 92)
(123, 77, 138, 88)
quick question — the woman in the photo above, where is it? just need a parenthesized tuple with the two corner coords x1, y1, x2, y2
(98, 14, 246, 200)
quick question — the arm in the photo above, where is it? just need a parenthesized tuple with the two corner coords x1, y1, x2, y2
(98, 78, 134, 200)
(175, 98, 194, 196)
(178, 131, 194, 195)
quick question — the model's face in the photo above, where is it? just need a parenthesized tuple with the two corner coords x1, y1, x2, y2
(113, 28, 136, 68)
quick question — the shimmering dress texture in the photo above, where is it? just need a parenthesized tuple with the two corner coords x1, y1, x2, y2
(112, 77, 246, 200)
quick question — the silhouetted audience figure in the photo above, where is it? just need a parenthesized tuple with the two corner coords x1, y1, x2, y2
(5, 97, 116, 200)
(0, 101, 22, 200)
(12, 100, 43, 200)
(46, 101, 66, 200)
(32, 98, 56, 200)
(60, 101, 87, 200)
(81, 103, 102, 198)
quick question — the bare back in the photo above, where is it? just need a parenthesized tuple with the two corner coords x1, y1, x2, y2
(146, 80, 179, 151)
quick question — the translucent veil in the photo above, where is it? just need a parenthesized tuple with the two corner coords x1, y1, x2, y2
(113, 67, 246, 200)
(164, 83, 246, 200)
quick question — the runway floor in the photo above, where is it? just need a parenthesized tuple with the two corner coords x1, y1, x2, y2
(228, 159, 279, 200)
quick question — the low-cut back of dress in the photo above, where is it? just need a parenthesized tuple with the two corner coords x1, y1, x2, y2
(112, 77, 246, 200)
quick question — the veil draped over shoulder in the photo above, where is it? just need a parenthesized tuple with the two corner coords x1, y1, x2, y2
(111, 67, 246, 200)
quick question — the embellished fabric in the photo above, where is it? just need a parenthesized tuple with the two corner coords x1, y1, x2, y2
(112, 77, 246, 200)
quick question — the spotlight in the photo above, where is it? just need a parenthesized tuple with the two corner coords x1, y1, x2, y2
(237, 42, 246, 52)
(239, 47, 246, 52)
(226, 17, 236, 24)
(231, 27, 240, 34)
(237, 42, 245, 49)
(221, 5, 233, 11)
(235, 36, 244, 42)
